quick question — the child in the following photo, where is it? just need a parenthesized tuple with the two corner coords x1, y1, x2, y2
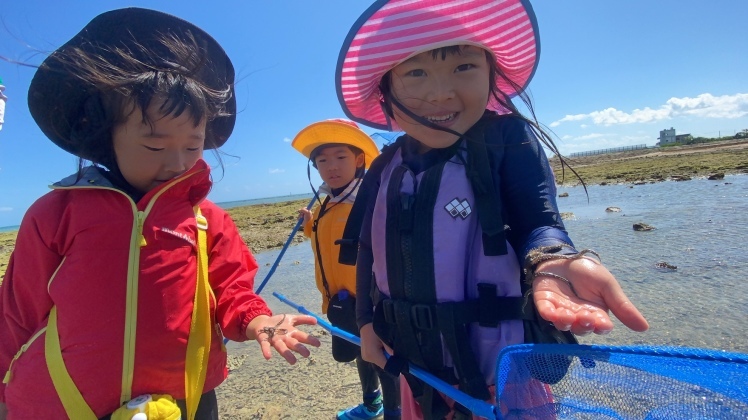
(292, 119, 401, 420)
(0, 8, 319, 419)
(335, 1, 650, 419)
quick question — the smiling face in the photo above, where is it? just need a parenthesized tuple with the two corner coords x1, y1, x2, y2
(387, 45, 492, 153)
(112, 100, 206, 194)
(313, 145, 364, 190)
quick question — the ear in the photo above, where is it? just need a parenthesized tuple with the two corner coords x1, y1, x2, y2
(355, 152, 365, 168)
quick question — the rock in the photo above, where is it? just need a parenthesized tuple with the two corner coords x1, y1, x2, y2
(633, 222, 655, 231)
(600, 182, 608, 186)
(558, 192, 569, 198)
(606, 207, 621, 213)
(655, 261, 677, 270)
(671, 175, 691, 181)
(560, 212, 576, 220)
(707, 172, 725, 180)
(633, 181, 646, 185)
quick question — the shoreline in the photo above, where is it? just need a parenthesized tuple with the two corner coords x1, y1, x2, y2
(1, 142, 747, 418)
(2, 140, 747, 278)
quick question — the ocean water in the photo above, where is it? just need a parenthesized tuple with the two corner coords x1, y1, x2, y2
(0, 193, 315, 232)
(252, 174, 748, 354)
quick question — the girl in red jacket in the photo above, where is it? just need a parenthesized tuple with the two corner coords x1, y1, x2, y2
(0, 8, 319, 420)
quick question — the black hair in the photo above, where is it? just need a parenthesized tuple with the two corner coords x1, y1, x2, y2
(309, 143, 365, 169)
(60, 32, 233, 183)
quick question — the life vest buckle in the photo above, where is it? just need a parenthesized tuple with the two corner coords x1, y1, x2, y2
(411, 304, 435, 330)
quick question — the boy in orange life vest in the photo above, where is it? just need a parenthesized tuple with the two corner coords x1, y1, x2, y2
(293, 119, 401, 420)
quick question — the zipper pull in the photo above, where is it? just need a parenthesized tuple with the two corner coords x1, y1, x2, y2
(137, 211, 147, 246)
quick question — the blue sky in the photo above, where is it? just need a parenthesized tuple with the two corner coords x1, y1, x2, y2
(1, 1, 746, 227)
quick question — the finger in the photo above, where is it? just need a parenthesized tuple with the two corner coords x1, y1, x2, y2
(258, 336, 273, 360)
(602, 285, 649, 332)
(280, 331, 312, 358)
(289, 329, 321, 347)
(569, 308, 606, 335)
(272, 339, 298, 365)
(290, 315, 318, 327)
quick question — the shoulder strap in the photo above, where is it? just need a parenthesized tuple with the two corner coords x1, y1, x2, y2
(464, 120, 508, 256)
(337, 138, 403, 265)
(312, 197, 334, 300)
(46, 306, 98, 419)
(185, 207, 212, 420)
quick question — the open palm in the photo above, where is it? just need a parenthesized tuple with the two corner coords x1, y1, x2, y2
(532, 258, 649, 336)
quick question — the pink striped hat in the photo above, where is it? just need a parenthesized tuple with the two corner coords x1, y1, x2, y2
(336, 0, 540, 131)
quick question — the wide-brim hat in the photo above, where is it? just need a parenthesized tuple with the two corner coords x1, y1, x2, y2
(336, 0, 540, 131)
(28, 7, 236, 157)
(291, 119, 380, 169)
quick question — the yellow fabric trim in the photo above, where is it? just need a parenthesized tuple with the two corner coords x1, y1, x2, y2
(120, 208, 144, 404)
(45, 306, 97, 419)
(120, 174, 196, 403)
(184, 207, 212, 420)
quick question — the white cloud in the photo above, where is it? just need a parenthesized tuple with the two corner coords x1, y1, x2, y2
(283, 137, 291, 143)
(551, 93, 748, 127)
(0, 207, 12, 212)
(269, 168, 285, 174)
(574, 133, 605, 140)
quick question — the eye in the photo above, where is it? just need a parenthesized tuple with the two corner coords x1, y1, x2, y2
(144, 146, 164, 152)
(405, 69, 426, 77)
(187, 147, 201, 152)
(455, 63, 477, 72)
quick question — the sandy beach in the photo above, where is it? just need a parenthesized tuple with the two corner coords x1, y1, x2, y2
(1, 139, 747, 418)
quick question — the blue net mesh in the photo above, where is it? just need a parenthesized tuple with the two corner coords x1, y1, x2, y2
(494, 344, 748, 420)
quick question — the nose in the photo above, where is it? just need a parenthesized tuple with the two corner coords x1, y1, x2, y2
(164, 150, 191, 175)
(426, 74, 455, 103)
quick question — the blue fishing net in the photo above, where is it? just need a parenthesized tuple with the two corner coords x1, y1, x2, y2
(494, 344, 748, 420)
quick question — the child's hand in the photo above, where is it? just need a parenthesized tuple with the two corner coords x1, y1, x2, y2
(247, 314, 321, 364)
(298, 208, 312, 227)
(360, 323, 391, 369)
(532, 257, 649, 336)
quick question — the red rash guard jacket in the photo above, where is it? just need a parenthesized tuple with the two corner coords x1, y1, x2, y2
(0, 160, 272, 418)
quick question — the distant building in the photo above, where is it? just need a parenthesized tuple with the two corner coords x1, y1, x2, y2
(658, 127, 676, 145)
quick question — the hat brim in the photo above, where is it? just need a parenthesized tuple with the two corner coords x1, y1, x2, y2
(336, 0, 540, 131)
(28, 7, 236, 158)
(292, 120, 380, 169)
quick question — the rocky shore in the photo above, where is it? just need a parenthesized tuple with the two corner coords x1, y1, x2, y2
(1, 140, 746, 418)
(550, 138, 748, 186)
(2, 140, 747, 278)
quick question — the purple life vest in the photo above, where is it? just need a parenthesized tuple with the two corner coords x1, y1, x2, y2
(370, 146, 525, 384)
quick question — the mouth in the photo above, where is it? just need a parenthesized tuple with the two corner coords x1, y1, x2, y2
(424, 113, 457, 124)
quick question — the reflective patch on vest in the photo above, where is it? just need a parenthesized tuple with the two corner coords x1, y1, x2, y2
(445, 198, 472, 219)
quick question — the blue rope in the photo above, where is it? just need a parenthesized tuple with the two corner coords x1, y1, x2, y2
(224, 196, 315, 345)
(255, 196, 316, 295)
(273, 292, 497, 420)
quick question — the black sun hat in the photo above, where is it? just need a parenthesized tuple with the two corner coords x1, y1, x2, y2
(28, 7, 236, 158)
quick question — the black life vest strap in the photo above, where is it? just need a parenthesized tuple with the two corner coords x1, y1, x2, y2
(337, 139, 403, 265)
(312, 197, 333, 301)
(463, 123, 508, 256)
(434, 306, 491, 401)
(378, 293, 535, 332)
(402, 373, 451, 420)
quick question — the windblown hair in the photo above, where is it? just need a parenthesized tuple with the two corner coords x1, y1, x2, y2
(52, 32, 233, 176)
(378, 45, 582, 186)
